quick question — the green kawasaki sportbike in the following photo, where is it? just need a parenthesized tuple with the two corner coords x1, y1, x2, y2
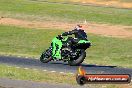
(40, 35, 91, 66)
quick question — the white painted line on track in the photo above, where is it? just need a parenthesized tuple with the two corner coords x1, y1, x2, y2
(69, 73, 74, 75)
(43, 70, 47, 71)
(16, 67, 20, 69)
(25, 57, 28, 58)
(6, 55, 9, 56)
(102, 86, 107, 88)
(60, 72, 65, 74)
(5, 64, 75, 75)
(51, 71, 56, 73)
(35, 58, 39, 59)
(33, 69, 38, 71)
(24, 68, 29, 70)
(7, 66, 12, 67)
(17, 56, 21, 57)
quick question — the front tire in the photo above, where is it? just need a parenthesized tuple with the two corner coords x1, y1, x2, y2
(40, 48, 52, 63)
(68, 50, 86, 66)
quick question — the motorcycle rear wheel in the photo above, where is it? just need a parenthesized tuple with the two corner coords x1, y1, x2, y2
(68, 50, 86, 66)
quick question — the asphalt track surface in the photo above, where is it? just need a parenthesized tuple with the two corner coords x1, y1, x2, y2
(0, 56, 132, 76)
(0, 78, 89, 88)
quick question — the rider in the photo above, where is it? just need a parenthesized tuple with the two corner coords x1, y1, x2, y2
(58, 25, 90, 58)
(60, 25, 88, 44)
(57, 25, 91, 60)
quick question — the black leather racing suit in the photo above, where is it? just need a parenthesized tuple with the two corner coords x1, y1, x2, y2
(61, 29, 88, 56)
(62, 29, 88, 44)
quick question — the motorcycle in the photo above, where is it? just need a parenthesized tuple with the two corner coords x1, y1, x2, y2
(40, 35, 91, 66)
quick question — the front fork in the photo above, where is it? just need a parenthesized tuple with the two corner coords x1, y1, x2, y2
(52, 42, 62, 60)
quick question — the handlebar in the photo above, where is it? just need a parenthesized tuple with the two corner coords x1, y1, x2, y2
(57, 35, 63, 40)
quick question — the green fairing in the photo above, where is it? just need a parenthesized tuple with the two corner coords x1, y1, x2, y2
(52, 37, 62, 59)
(78, 40, 90, 43)
(52, 37, 90, 60)
(62, 37, 68, 42)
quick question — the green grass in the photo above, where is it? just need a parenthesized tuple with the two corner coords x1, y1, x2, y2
(0, 25, 132, 68)
(0, 64, 131, 88)
(0, 64, 75, 84)
(0, 25, 61, 57)
(120, 0, 132, 2)
(42, 0, 132, 3)
(86, 34, 132, 68)
(0, 0, 132, 25)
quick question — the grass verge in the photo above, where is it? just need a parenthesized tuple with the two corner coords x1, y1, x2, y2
(0, 64, 75, 84)
(0, 0, 132, 25)
(0, 64, 131, 88)
(0, 25, 132, 68)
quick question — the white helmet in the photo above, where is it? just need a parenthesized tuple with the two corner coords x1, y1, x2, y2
(75, 25, 83, 30)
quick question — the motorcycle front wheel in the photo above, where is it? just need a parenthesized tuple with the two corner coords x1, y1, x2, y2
(40, 48, 52, 63)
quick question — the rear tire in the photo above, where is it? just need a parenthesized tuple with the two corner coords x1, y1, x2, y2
(68, 50, 86, 66)
(40, 48, 52, 63)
